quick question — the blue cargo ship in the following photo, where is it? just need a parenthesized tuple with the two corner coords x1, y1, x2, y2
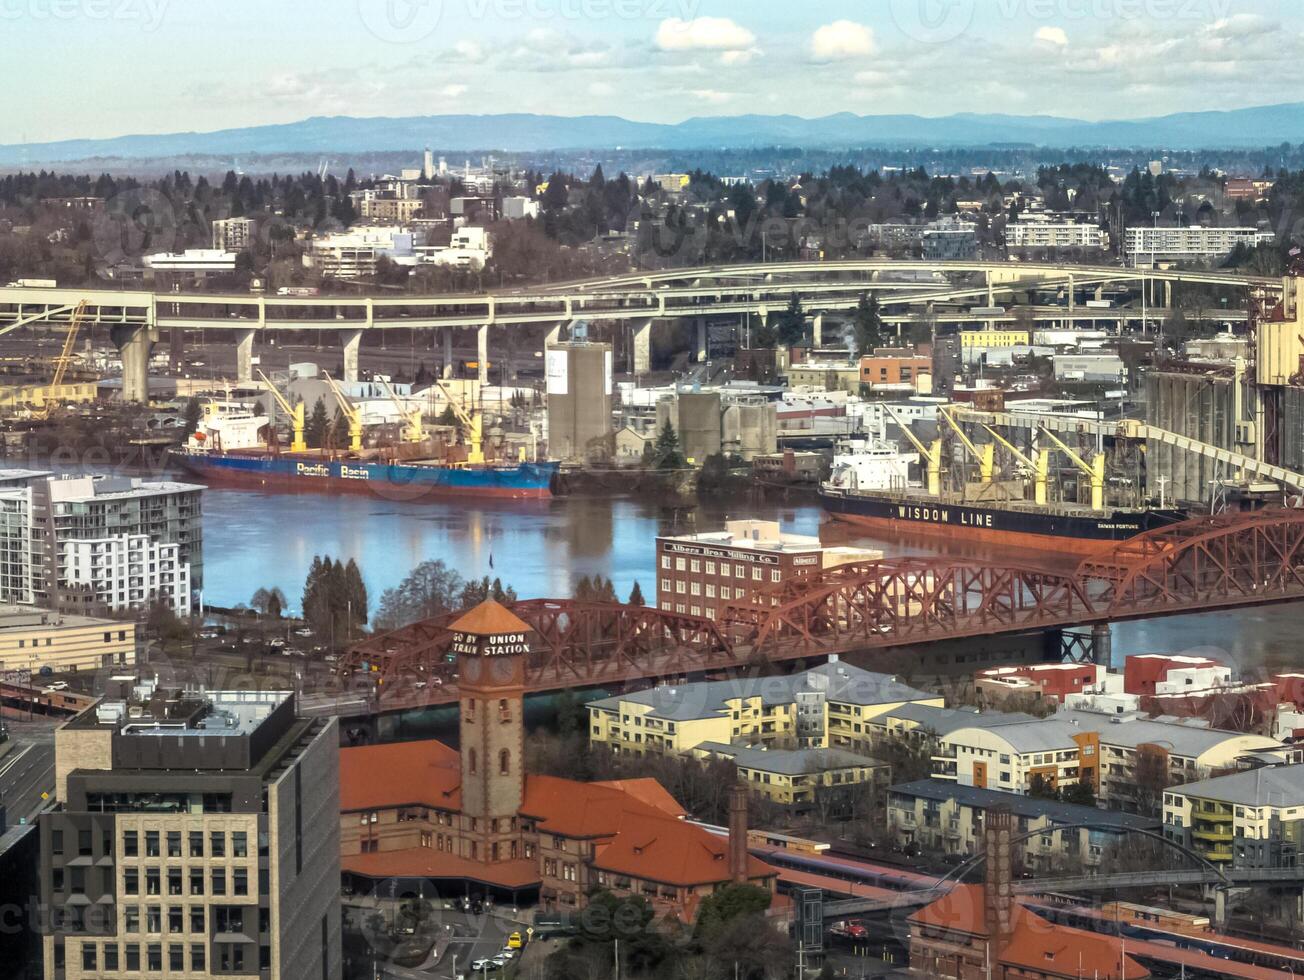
(171, 447, 558, 499)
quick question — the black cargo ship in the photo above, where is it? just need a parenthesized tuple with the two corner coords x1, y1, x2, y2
(819, 485, 1188, 554)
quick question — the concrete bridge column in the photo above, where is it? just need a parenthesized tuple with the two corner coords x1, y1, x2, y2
(1214, 887, 1227, 929)
(694, 318, 708, 363)
(544, 322, 564, 349)
(477, 324, 489, 385)
(1091, 622, 1112, 667)
(1163, 280, 1173, 309)
(442, 329, 454, 380)
(986, 270, 995, 307)
(110, 323, 156, 404)
(632, 318, 653, 375)
(342, 329, 362, 383)
(235, 329, 255, 385)
(812, 313, 824, 348)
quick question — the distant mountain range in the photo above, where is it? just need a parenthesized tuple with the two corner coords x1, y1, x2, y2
(5, 103, 1304, 164)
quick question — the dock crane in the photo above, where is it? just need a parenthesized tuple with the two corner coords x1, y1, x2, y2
(33, 300, 87, 421)
(937, 406, 995, 483)
(377, 376, 424, 445)
(882, 404, 941, 497)
(255, 370, 306, 453)
(1037, 426, 1106, 511)
(974, 423, 1050, 506)
(431, 377, 484, 465)
(322, 371, 363, 452)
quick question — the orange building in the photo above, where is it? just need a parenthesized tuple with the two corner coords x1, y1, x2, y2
(860, 350, 932, 389)
(338, 600, 777, 919)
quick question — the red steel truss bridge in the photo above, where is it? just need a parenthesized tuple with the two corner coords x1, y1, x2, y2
(321, 508, 1304, 715)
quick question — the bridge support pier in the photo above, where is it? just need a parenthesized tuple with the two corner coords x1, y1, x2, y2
(632, 318, 652, 375)
(235, 329, 255, 385)
(110, 323, 156, 404)
(342, 329, 362, 383)
(442, 329, 453, 379)
(544, 322, 563, 349)
(476, 324, 489, 385)
(812, 313, 823, 348)
(1091, 622, 1112, 666)
(1214, 886, 1227, 929)
(694, 318, 708, 363)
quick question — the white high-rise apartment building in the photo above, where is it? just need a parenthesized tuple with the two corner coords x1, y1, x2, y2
(1005, 222, 1108, 250)
(1124, 225, 1274, 266)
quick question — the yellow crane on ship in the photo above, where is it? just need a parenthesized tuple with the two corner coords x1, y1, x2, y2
(377, 376, 425, 445)
(882, 404, 942, 497)
(322, 371, 363, 452)
(975, 423, 1051, 506)
(33, 300, 87, 421)
(256, 369, 306, 453)
(937, 405, 995, 484)
(431, 377, 484, 465)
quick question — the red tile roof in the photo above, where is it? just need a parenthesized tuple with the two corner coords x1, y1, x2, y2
(448, 600, 532, 636)
(592, 809, 774, 888)
(593, 778, 689, 819)
(339, 739, 461, 812)
(910, 885, 1148, 980)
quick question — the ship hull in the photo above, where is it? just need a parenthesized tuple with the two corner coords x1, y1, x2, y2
(171, 449, 558, 500)
(820, 488, 1187, 555)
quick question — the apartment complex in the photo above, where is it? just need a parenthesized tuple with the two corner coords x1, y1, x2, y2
(1005, 221, 1108, 251)
(0, 475, 203, 614)
(339, 601, 777, 918)
(306, 227, 416, 279)
(655, 520, 879, 619)
(690, 741, 890, 806)
(210, 218, 255, 252)
(889, 779, 1158, 871)
(1164, 764, 1304, 867)
(0, 606, 135, 675)
(358, 197, 424, 223)
(859, 351, 933, 390)
(1124, 225, 1274, 266)
(588, 658, 940, 761)
(40, 679, 341, 979)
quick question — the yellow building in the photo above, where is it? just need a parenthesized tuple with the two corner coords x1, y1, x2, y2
(959, 329, 1029, 349)
(588, 657, 943, 759)
(691, 741, 889, 806)
(0, 606, 135, 675)
(0, 379, 99, 412)
(1164, 764, 1304, 866)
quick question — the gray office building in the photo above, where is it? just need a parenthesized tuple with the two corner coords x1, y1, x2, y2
(40, 679, 341, 979)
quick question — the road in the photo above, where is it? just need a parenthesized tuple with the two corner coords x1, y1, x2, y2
(0, 726, 57, 854)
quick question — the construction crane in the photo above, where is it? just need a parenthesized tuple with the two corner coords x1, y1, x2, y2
(976, 423, 1050, 506)
(377, 376, 424, 445)
(256, 369, 306, 453)
(937, 406, 994, 483)
(322, 371, 363, 452)
(33, 301, 87, 421)
(431, 376, 484, 465)
(1038, 426, 1106, 511)
(883, 404, 941, 497)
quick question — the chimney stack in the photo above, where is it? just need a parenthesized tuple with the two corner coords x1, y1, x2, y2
(728, 783, 749, 884)
(983, 807, 1015, 973)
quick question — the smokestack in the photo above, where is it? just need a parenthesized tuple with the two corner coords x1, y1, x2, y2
(983, 807, 1015, 968)
(728, 783, 749, 884)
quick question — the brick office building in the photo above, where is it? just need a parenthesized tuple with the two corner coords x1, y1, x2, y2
(655, 520, 878, 620)
(338, 600, 776, 919)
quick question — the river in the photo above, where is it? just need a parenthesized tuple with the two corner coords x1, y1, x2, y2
(192, 485, 1304, 676)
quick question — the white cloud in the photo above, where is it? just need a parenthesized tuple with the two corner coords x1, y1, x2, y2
(720, 48, 760, 66)
(854, 69, 893, 86)
(588, 81, 614, 96)
(809, 21, 875, 62)
(1034, 26, 1069, 47)
(441, 84, 468, 98)
(690, 89, 734, 105)
(655, 17, 755, 52)
(453, 39, 486, 62)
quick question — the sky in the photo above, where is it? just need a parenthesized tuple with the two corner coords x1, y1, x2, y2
(4, 0, 1303, 143)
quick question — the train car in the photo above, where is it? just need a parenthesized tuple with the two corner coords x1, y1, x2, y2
(1100, 901, 1210, 936)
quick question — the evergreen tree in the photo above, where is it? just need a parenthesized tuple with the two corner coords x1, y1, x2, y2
(853, 292, 885, 356)
(776, 293, 805, 347)
(653, 420, 684, 470)
(331, 408, 351, 449)
(182, 397, 202, 437)
(306, 398, 329, 449)
(627, 581, 645, 606)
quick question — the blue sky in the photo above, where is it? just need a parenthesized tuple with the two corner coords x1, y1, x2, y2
(4, 0, 1301, 142)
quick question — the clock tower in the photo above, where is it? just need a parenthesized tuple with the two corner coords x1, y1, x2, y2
(449, 599, 530, 866)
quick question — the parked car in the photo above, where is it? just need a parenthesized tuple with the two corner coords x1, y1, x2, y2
(43, 681, 69, 692)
